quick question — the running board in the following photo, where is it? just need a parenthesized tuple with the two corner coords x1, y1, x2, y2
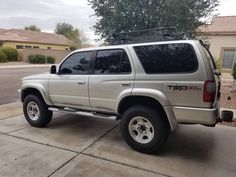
(48, 107, 117, 120)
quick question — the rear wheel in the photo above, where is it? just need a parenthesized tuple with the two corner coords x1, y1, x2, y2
(23, 94, 52, 127)
(120, 105, 169, 154)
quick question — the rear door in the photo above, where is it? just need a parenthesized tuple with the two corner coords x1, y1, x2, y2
(89, 48, 135, 112)
(200, 44, 221, 106)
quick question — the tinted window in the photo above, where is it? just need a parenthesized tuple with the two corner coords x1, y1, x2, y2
(94, 49, 131, 74)
(60, 51, 92, 74)
(134, 43, 198, 73)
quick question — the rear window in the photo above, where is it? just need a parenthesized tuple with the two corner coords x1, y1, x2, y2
(134, 43, 198, 74)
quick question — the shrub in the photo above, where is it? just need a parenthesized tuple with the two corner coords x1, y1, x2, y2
(28, 55, 37, 64)
(1, 47, 18, 61)
(35, 54, 46, 64)
(0, 50, 7, 63)
(46, 56, 55, 64)
(233, 63, 236, 80)
(215, 58, 222, 72)
(28, 54, 46, 64)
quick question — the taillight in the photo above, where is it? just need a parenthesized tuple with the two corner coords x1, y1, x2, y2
(203, 80, 216, 102)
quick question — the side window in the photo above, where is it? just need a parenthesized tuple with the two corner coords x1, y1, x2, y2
(60, 51, 92, 74)
(134, 43, 198, 74)
(94, 49, 131, 74)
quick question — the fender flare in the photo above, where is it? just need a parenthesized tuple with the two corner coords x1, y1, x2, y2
(21, 83, 52, 106)
(117, 88, 177, 130)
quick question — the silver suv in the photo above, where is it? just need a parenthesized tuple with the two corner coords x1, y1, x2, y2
(19, 40, 220, 154)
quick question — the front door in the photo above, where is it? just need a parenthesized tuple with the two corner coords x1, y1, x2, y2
(49, 51, 93, 108)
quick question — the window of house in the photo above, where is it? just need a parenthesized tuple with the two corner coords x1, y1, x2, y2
(94, 49, 131, 74)
(59, 51, 92, 75)
(16, 45, 24, 49)
(25, 46, 32, 48)
(47, 47, 51, 49)
(65, 48, 69, 51)
(33, 46, 39, 48)
(222, 50, 236, 69)
(133, 43, 198, 74)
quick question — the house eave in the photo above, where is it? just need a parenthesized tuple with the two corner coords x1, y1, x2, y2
(0, 39, 72, 47)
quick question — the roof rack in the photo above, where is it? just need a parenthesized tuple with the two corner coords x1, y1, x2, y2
(110, 27, 187, 45)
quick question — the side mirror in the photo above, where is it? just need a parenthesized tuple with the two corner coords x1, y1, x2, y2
(50, 65, 57, 74)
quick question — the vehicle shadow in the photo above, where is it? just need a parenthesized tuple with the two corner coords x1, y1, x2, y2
(160, 125, 216, 161)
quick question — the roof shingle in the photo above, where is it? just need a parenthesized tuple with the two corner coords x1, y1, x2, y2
(0, 28, 72, 46)
(199, 16, 236, 34)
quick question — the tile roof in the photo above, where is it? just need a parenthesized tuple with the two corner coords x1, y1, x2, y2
(199, 16, 236, 34)
(0, 28, 72, 46)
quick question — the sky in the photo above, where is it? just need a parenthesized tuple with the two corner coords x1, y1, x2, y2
(0, 0, 236, 45)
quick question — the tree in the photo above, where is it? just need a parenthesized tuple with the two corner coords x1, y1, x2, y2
(24, 25, 41, 31)
(55, 22, 89, 48)
(88, 0, 219, 41)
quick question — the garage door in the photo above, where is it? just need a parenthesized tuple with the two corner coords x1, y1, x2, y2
(222, 50, 236, 69)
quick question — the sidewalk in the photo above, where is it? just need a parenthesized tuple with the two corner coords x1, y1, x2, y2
(0, 62, 52, 69)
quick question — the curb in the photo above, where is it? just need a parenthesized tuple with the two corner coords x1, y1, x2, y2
(0, 64, 51, 69)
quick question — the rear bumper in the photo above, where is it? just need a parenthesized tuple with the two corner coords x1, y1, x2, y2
(173, 106, 219, 126)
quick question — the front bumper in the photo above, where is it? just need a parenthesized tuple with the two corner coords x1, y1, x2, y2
(173, 106, 219, 126)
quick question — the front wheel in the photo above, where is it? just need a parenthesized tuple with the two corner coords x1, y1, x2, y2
(120, 105, 169, 154)
(23, 94, 53, 127)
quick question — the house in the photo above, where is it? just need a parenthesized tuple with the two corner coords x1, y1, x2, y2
(198, 16, 236, 71)
(0, 28, 72, 51)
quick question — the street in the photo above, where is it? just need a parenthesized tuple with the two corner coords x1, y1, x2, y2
(0, 67, 48, 105)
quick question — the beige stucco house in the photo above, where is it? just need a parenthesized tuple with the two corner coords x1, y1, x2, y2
(0, 29, 74, 62)
(198, 16, 236, 71)
(0, 28, 72, 51)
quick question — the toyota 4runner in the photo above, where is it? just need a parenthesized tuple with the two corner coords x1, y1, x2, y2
(18, 39, 220, 154)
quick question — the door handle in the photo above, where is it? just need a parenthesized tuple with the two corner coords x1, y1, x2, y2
(121, 83, 131, 87)
(77, 81, 85, 85)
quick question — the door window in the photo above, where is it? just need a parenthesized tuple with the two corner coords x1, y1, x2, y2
(59, 51, 92, 74)
(94, 49, 131, 74)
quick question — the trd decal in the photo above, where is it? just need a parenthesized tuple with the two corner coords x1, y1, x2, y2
(167, 85, 201, 91)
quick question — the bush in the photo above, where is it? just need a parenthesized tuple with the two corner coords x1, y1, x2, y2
(35, 54, 46, 64)
(1, 47, 18, 61)
(233, 63, 236, 80)
(28, 54, 46, 64)
(0, 50, 7, 63)
(28, 55, 37, 64)
(215, 58, 222, 72)
(46, 56, 55, 64)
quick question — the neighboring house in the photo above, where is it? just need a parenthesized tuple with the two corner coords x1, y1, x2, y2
(0, 28, 72, 51)
(198, 16, 236, 71)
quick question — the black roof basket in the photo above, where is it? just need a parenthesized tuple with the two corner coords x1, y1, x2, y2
(110, 27, 187, 45)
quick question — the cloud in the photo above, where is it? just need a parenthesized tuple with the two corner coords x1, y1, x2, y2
(0, 0, 98, 44)
(218, 0, 236, 16)
(0, 0, 235, 45)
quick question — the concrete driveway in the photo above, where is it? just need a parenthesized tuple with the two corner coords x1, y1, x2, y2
(0, 102, 235, 177)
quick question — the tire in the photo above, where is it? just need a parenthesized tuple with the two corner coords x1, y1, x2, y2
(23, 94, 53, 127)
(120, 105, 169, 154)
